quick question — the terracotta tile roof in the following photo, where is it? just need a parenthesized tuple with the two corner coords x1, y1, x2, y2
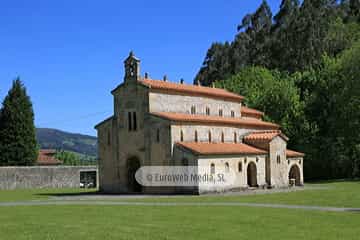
(37, 149, 62, 166)
(176, 142, 268, 155)
(241, 106, 264, 118)
(151, 112, 279, 129)
(286, 149, 305, 158)
(140, 78, 244, 102)
(244, 130, 289, 142)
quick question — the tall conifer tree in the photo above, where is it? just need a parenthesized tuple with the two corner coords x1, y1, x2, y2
(0, 78, 38, 166)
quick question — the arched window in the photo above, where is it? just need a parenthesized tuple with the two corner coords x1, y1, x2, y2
(277, 155, 281, 164)
(194, 130, 198, 142)
(231, 110, 235, 118)
(238, 162, 243, 172)
(234, 132, 237, 143)
(191, 105, 196, 114)
(180, 130, 184, 142)
(208, 131, 212, 142)
(244, 157, 247, 164)
(221, 132, 224, 143)
(219, 109, 223, 116)
(225, 162, 229, 172)
(128, 112, 132, 131)
(132, 112, 137, 131)
(210, 163, 215, 174)
(206, 107, 210, 115)
(107, 131, 111, 146)
(156, 128, 160, 143)
(256, 157, 259, 162)
(128, 111, 137, 131)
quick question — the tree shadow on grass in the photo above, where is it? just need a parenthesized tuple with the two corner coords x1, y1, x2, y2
(35, 190, 100, 198)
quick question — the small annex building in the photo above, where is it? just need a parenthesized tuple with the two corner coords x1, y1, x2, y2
(37, 149, 62, 166)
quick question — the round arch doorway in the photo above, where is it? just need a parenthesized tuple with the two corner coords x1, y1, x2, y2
(247, 162, 258, 187)
(289, 164, 301, 186)
(127, 157, 142, 193)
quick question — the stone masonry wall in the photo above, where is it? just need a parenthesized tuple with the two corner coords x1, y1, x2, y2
(197, 155, 266, 193)
(0, 166, 98, 190)
(149, 91, 242, 118)
(170, 124, 259, 155)
(269, 136, 288, 187)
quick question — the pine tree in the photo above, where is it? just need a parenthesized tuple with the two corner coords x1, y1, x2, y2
(0, 78, 38, 166)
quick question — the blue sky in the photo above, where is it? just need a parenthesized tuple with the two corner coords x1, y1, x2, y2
(0, 0, 281, 136)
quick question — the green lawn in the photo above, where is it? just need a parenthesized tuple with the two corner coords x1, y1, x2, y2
(0, 181, 359, 239)
(123, 181, 360, 208)
(0, 181, 359, 208)
(0, 188, 96, 202)
(0, 205, 359, 240)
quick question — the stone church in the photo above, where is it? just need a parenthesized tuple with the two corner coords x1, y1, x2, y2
(95, 52, 304, 194)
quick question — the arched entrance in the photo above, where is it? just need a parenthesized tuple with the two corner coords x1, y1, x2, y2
(127, 157, 142, 193)
(247, 162, 258, 187)
(289, 165, 301, 186)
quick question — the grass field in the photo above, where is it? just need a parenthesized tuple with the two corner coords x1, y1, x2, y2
(0, 188, 97, 202)
(123, 181, 360, 208)
(0, 180, 359, 240)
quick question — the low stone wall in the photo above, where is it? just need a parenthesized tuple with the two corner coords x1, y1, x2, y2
(0, 166, 98, 190)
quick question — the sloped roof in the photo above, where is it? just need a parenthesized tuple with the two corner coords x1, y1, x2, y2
(244, 130, 289, 142)
(140, 78, 244, 102)
(286, 149, 305, 158)
(151, 112, 279, 129)
(176, 142, 267, 155)
(37, 149, 62, 166)
(94, 116, 113, 129)
(241, 106, 264, 118)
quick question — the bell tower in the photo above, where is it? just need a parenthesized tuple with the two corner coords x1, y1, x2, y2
(124, 51, 140, 83)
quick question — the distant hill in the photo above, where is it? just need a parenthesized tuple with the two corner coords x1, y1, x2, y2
(36, 128, 97, 156)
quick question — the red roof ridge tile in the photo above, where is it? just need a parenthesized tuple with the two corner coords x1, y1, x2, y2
(244, 130, 288, 142)
(248, 130, 281, 134)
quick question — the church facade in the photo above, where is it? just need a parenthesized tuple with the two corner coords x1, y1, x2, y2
(95, 52, 304, 194)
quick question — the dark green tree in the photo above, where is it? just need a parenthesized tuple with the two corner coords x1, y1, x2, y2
(0, 78, 38, 166)
(238, 0, 273, 67)
(216, 66, 308, 152)
(279, 0, 338, 72)
(194, 42, 232, 86)
(270, 0, 300, 69)
(195, 0, 359, 86)
(349, 0, 360, 21)
(273, 0, 300, 30)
